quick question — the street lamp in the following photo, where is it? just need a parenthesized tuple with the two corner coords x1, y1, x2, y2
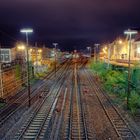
(17, 44, 26, 50)
(0, 45, 4, 98)
(124, 29, 138, 109)
(53, 43, 58, 78)
(118, 39, 123, 45)
(87, 46, 91, 57)
(20, 28, 33, 107)
(94, 44, 100, 63)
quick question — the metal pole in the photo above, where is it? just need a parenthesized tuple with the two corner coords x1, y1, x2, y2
(26, 33, 31, 107)
(0, 45, 4, 98)
(107, 45, 111, 69)
(35, 43, 38, 74)
(53, 43, 58, 78)
(94, 47, 96, 62)
(96, 46, 98, 63)
(127, 34, 132, 109)
(55, 46, 56, 78)
(90, 47, 92, 58)
(95, 44, 99, 63)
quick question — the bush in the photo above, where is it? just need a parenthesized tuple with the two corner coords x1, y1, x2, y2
(15, 64, 21, 80)
(129, 91, 140, 115)
(90, 61, 107, 78)
(118, 90, 127, 99)
(90, 61, 140, 114)
(104, 70, 126, 94)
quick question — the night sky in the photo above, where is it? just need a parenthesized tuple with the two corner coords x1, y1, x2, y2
(0, 0, 140, 51)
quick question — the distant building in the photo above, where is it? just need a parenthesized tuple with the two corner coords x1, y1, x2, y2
(0, 44, 61, 67)
(0, 47, 16, 63)
(100, 34, 140, 62)
(133, 35, 140, 60)
(28, 46, 52, 65)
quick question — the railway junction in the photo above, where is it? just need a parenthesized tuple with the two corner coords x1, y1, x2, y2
(0, 58, 140, 140)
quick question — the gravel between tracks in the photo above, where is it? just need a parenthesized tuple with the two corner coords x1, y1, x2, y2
(2, 98, 42, 140)
(80, 69, 119, 140)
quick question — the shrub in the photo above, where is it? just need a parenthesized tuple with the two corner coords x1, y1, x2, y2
(15, 64, 21, 80)
(129, 91, 140, 115)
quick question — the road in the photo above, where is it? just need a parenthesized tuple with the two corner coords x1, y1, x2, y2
(0, 58, 138, 140)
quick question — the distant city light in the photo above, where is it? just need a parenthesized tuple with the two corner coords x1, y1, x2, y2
(38, 49, 42, 53)
(104, 46, 107, 50)
(17, 44, 25, 50)
(118, 39, 123, 44)
(137, 47, 140, 53)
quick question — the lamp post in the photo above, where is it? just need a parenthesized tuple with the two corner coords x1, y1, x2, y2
(94, 44, 100, 63)
(0, 45, 4, 98)
(124, 29, 137, 109)
(20, 28, 33, 107)
(53, 43, 58, 78)
(107, 44, 111, 69)
(87, 46, 91, 57)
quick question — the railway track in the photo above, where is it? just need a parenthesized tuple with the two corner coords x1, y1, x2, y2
(2, 58, 138, 140)
(1, 60, 67, 106)
(0, 61, 69, 126)
(49, 87, 68, 139)
(13, 61, 71, 140)
(1, 60, 65, 106)
(64, 63, 89, 139)
(84, 68, 137, 140)
(0, 61, 71, 139)
(78, 68, 97, 139)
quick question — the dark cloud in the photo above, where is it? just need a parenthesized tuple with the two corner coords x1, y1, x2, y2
(0, 0, 140, 50)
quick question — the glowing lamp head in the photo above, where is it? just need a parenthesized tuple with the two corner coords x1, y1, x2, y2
(119, 40, 123, 44)
(104, 46, 107, 50)
(20, 28, 33, 33)
(124, 29, 138, 35)
(38, 49, 42, 53)
(17, 45, 25, 50)
(87, 47, 91, 50)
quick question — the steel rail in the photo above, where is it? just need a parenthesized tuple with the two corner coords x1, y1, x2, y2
(0, 62, 69, 127)
(84, 68, 137, 140)
(13, 62, 70, 140)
